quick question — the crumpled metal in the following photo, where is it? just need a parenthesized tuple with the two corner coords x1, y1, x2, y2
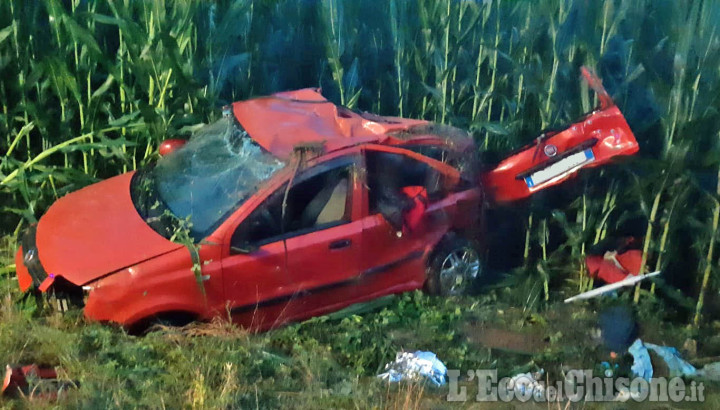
(377, 351, 447, 386)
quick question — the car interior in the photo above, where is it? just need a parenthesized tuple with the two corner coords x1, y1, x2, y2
(231, 165, 352, 248)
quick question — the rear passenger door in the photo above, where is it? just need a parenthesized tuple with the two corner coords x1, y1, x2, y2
(357, 147, 457, 297)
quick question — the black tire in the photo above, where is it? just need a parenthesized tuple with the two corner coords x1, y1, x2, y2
(426, 236, 482, 296)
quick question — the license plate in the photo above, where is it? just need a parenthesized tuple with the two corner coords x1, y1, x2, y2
(525, 149, 595, 188)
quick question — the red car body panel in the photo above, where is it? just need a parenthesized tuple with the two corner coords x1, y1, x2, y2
(482, 68, 639, 203)
(83, 244, 225, 326)
(213, 145, 470, 331)
(2, 364, 59, 397)
(232, 88, 428, 160)
(34, 173, 183, 286)
(15, 68, 638, 331)
(482, 105, 638, 203)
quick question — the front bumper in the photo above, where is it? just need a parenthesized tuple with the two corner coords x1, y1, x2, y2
(15, 227, 85, 311)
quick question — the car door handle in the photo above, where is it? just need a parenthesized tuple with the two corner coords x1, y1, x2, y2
(329, 239, 352, 250)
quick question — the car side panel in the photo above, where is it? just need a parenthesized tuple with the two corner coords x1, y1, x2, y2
(84, 244, 225, 327)
(350, 191, 476, 304)
(223, 243, 298, 325)
(228, 221, 364, 330)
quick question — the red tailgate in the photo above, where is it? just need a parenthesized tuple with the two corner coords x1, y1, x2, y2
(482, 67, 639, 204)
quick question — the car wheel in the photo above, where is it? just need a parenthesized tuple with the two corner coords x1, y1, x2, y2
(427, 237, 482, 296)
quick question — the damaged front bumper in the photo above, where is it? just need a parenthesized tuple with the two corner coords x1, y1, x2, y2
(15, 226, 85, 311)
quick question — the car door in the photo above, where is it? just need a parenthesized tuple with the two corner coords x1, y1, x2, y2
(222, 154, 363, 329)
(357, 147, 458, 298)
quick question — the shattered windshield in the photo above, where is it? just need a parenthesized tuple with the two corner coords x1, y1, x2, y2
(131, 118, 286, 240)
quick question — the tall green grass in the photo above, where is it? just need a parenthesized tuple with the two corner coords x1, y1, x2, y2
(1, 0, 720, 325)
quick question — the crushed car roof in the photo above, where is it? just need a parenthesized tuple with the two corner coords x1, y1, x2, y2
(232, 88, 444, 159)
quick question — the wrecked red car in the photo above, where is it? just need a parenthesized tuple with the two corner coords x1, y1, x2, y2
(14, 68, 638, 332)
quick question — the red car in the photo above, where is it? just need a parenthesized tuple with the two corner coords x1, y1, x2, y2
(14, 68, 638, 332)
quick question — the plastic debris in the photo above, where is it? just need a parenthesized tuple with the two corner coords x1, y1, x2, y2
(629, 339, 653, 381)
(505, 370, 545, 400)
(2, 364, 74, 399)
(600, 361, 619, 377)
(645, 343, 697, 377)
(586, 237, 642, 284)
(628, 339, 696, 381)
(564, 271, 660, 303)
(377, 351, 447, 386)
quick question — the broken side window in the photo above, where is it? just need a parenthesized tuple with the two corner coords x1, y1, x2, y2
(387, 123, 479, 185)
(231, 158, 353, 249)
(365, 151, 445, 230)
(401, 144, 478, 189)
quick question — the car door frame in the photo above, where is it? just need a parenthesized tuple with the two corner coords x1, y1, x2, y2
(353, 144, 463, 298)
(217, 147, 364, 326)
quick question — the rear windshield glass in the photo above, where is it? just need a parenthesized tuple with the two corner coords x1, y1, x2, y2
(131, 118, 286, 240)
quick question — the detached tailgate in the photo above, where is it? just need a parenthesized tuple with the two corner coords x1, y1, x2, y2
(482, 67, 639, 204)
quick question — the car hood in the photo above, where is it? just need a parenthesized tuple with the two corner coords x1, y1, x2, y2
(35, 172, 183, 285)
